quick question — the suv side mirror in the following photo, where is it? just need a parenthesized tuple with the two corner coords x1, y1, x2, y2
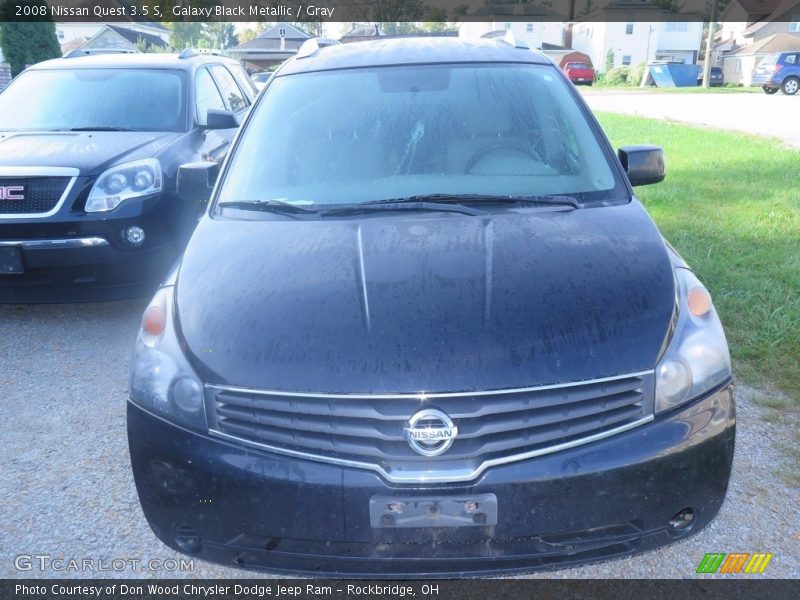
(177, 162, 219, 202)
(618, 145, 665, 186)
(204, 109, 239, 130)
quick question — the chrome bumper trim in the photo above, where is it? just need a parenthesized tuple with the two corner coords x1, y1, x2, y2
(0, 237, 108, 249)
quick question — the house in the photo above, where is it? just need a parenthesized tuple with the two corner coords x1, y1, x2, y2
(458, 5, 565, 50)
(713, 0, 800, 82)
(571, 3, 704, 72)
(723, 32, 800, 84)
(56, 21, 170, 49)
(340, 24, 458, 44)
(63, 24, 170, 55)
(228, 23, 311, 71)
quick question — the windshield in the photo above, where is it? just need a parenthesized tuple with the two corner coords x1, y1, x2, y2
(216, 63, 623, 209)
(0, 69, 186, 132)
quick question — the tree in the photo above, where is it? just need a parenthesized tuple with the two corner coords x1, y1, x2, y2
(168, 22, 204, 50)
(605, 48, 615, 72)
(0, 3, 61, 76)
(204, 23, 238, 50)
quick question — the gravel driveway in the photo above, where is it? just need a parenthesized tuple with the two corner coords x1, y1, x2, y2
(1, 301, 797, 579)
(582, 90, 800, 149)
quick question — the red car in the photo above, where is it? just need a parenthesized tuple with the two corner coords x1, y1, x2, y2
(563, 61, 595, 85)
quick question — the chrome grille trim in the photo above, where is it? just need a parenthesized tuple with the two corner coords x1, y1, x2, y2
(206, 370, 655, 484)
(0, 167, 80, 219)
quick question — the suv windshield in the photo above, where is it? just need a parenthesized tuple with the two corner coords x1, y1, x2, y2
(216, 63, 624, 209)
(0, 69, 186, 132)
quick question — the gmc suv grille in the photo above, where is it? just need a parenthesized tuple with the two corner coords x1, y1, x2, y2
(0, 177, 72, 215)
(206, 372, 655, 483)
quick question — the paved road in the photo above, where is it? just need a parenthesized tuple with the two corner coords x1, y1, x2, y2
(582, 91, 800, 148)
(1, 301, 798, 578)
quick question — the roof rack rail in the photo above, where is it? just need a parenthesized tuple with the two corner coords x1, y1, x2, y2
(296, 38, 341, 59)
(178, 48, 225, 59)
(63, 48, 139, 58)
(495, 31, 530, 50)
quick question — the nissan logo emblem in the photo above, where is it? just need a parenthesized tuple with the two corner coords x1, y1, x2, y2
(404, 408, 458, 457)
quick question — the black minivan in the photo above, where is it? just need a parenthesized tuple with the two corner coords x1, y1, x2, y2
(128, 37, 735, 576)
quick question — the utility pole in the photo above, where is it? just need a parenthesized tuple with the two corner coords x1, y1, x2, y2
(702, 0, 718, 88)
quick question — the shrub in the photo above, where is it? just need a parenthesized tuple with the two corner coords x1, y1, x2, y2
(628, 63, 647, 86)
(606, 66, 631, 85)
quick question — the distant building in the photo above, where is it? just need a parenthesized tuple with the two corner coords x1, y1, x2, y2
(228, 23, 311, 71)
(714, 0, 800, 83)
(56, 20, 170, 49)
(63, 24, 170, 55)
(458, 5, 565, 50)
(571, 3, 704, 72)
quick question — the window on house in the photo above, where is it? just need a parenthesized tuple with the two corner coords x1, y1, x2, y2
(526, 23, 534, 33)
(57, 30, 65, 40)
(790, 18, 800, 32)
(625, 23, 634, 35)
(279, 28, 286, 37)
(504, 23, 512, 30)
(735, 60, 741, 74)
(665, 21, 688, 32)
(622, 55, 632, 66)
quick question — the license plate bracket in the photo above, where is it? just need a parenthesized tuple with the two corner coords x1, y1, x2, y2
(370, 493, 497, 528)
(0, 246, 24, 275)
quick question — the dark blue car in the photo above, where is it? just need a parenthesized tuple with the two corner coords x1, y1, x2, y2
(752, 51, 800, 94)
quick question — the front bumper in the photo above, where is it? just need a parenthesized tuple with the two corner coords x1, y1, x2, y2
(128, 383, 735, 577)
(0, 205, 182, 303)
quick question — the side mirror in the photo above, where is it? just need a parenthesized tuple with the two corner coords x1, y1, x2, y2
(177, 162, 219, 203)
(204, 109, 239, 130)
(618, 145, 665, 186)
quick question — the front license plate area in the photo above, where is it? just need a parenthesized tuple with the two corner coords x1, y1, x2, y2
(0, 246, 24, 275)
(370, 493, 497, 528)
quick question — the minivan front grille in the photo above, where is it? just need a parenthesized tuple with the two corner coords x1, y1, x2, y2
(0, 176, 73, 216)
(206, 372, 655, 483)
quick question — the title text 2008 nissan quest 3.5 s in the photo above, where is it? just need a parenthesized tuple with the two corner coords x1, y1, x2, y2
(127, 37, 735, 577)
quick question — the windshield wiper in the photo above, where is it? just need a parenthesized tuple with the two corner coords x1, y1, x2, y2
(68, 126, 142, 132)
(321, 200, 485, 217)
(218, 200, 320, 218)
(359, 194, 580, 209)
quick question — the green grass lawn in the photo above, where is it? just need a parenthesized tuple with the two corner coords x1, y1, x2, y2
(596, 113, 800, 405)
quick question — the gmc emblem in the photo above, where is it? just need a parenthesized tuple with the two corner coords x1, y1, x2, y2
(0, 186, 24, 200)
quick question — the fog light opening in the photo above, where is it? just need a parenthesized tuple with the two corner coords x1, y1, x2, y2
(668, 508, 695, 535)
(174, 523, 202, 553)
(126, 226, 146, 245)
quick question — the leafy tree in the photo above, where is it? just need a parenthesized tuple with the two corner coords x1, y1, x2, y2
(204, 23, 238, 50)
(168, 22, 204, 50)
(605, 48, 615, 72)
(0, 1, 61, 76)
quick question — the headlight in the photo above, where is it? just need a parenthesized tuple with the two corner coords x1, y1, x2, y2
(86, 159, 162, 213)
(129, 286, 206, 431)
(655, 267, 731, 413)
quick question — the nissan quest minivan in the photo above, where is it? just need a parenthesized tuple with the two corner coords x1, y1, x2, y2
(127, 37, 735, 576)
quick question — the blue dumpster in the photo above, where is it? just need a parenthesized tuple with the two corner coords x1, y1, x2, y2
(647, 62, 702, 87)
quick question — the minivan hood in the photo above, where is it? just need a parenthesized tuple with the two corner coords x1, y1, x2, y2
(0, 131, 181, 174)
(176, 201, 676, 393)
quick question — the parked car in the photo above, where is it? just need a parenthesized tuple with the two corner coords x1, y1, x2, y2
(0, 50, 256, 302)
(752, 51, 800, 95)
(697, 66, 724, 86)
(128, 37, 735, 576)
(563, 61, 595, 85)
(251, 71, 272, 91)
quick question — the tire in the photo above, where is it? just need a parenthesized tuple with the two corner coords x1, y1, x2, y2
(763, 86, 779, 95)
(781, 77, 799, 95)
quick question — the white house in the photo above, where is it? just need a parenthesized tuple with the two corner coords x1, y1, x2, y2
(571, 3, 703, 72)
(55, 21, 170, 49)
(459, 21, 565, 50)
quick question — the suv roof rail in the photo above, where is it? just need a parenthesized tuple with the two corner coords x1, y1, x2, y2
(178, 48, 225, 59)
(63, 48, 139, 58)
(296, 38, 341, 59)
(490, 30, 530, 50)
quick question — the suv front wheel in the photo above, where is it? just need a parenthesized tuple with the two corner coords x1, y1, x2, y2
(781, 77, 799, 95)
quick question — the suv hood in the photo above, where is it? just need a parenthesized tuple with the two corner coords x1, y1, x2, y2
(0, 131, 181, 174)
(176, 201, 676, 393)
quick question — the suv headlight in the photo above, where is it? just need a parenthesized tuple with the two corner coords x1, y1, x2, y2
(86, 158, 162, 213)
(655, 267, 731, 413)
(129, 285, 206, 431)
